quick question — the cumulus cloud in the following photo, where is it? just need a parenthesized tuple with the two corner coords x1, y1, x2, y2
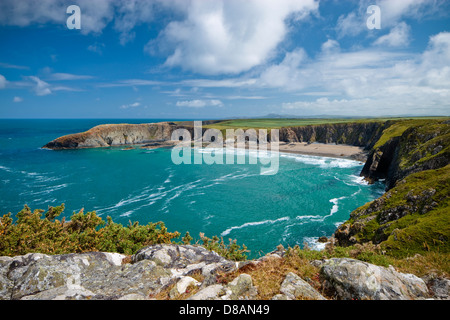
(374, 22, 411, 47)
(13, 96, 23, 103)
(149, 0, 318, 75)
(256, 32, 450, 116)
(0, 0, 318, 74)
(176, 99, 223, 108)
(259, 48, 308, 90)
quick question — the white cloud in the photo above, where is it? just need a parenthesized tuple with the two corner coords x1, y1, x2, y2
(120, 102, 141, 109)
(336, 12, 363, 38)
(149, 0, 318, 75)
(0, 74, 6, 89)
(28, 76, 51, 96)
(99, 79, 161, 88)
(336, 0, 447, 38)
(0, 0, 114, 34)
(47, 73, 94, 81)
(259, 48, 308, 90)
(257, 32, 450, 116)
(181, 78, 257, 88)
(13, 96, 23, 103)
(113, 0, 158, 45)
(176, 99, 223, 108)
(0, 62, 29, 70)
(374, 22, 411, 47)
(377, 0, 435, 27)
(87, 43, 105, 55)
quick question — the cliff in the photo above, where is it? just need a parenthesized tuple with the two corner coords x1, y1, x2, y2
(42, 122, 179, 149)
(42, 120, 223, 150)
(360, 119, 450, 189)
(334, 120, 450, 257)
(279, 121, 390, 149)
(43, 120, 390, 150)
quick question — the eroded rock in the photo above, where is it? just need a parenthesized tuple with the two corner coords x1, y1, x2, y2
(320, 258, 429, 300)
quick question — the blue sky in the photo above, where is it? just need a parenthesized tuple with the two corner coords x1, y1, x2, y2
(0, 0, 449, 119)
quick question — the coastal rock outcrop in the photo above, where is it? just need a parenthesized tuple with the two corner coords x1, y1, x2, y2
(319, 258, 429, 300)
(0, 244, 236, 300)
(42, 120, 223, 150)
(0, 244, 439, 300)
(361, 120, 450, 190)
(42, 122, 180, 149)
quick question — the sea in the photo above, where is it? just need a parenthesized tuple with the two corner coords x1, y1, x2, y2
(0, 119, 385, 258)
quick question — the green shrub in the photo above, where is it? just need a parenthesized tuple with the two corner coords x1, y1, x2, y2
(0, 204, 249, 261)
(0, 204, 179, 256)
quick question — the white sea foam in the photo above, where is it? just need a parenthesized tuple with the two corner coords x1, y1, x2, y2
(281, 154, 361, 169)
(303, 237, 326, 251)
(350, 175, 369, 185)
(221, 216, 290, 237)
(25, 183, 69, 196)
(334, 221, 346, 228)
(0, 165, 12, 172)
(329, 196, 347, 215)
(296, 214, 323, 221)
(120, 210, 134, 217)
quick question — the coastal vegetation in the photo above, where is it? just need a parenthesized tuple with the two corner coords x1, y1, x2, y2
(201, 116, 447, 130)
(0, 204, 249, 261)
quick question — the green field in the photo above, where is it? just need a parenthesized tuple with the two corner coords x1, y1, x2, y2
(201, 117, 448, 130)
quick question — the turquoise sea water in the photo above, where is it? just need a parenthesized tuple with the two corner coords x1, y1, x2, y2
(0, 119, 385, 258)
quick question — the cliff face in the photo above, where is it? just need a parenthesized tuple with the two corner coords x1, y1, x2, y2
(43, 122, 179, 149)
(279, 121, 390, 149)
(43, 121, 390, 150)
(360, 119, 450, 189)
(334, 120, 450, 256)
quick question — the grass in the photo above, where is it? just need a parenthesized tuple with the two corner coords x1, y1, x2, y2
(215, 247, 323, 300)
(202, 117, 449, 130)
(344, 164, 450, 258)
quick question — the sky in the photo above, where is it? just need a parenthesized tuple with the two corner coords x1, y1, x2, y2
(0, 0, 449, 119)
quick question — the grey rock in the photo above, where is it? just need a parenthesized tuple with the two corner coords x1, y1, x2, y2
(224, 273, 257, 300)
(280, 272, 326, 300)
(320, 258, 430, 300)
(188, 274, 257, 300)
(188, 284, 225, 300)
(428, 278, 450, 300)
(0, 244, 237, 300)
(133, 244, 236, 280)
(169, 276, 200, 298)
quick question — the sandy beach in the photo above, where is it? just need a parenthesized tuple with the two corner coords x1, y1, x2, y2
(275, 142, 367, 161)
(140, 140, 368, 162)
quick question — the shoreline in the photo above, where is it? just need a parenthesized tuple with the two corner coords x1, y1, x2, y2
(271, 142, 367, 162)
(139, 141, 368, 162)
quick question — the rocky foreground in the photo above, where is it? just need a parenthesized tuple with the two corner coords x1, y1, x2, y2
(1, 244, 447, 300)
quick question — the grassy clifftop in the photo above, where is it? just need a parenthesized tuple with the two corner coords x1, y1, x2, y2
(336, 119, 449, 258)
(335, 164, 449, 257)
